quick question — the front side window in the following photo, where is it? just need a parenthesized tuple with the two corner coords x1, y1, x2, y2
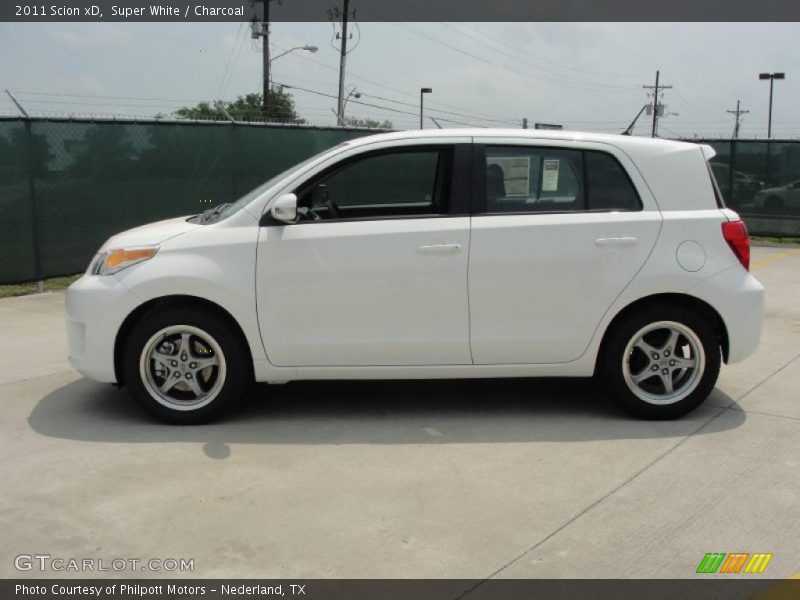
(296, 148, 450, 221)
(485, 146, 583, 213)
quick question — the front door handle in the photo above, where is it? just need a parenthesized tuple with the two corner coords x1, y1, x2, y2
(594, 236, 638, 247)
(417, 243, 463, 255)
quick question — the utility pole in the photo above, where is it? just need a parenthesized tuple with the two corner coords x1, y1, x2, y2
(335, 0, 351, 126)
(643, 70, 672, 138)
(727, 100, 749, 139)
(252, 0, 273, 120)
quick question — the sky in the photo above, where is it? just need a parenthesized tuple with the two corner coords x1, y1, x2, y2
(1, 21, 799, 138)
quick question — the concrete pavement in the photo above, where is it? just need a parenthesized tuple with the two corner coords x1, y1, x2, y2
(0, 246, 798, 580)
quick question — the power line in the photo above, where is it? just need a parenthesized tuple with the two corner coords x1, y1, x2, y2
(276, 81, 487, 127)
(219, 25, 249, 100)
(358, 0, 638, 92)
(425, 21, 639, 88)
(270, 41, 523, 122)
(362, 17, 638, 93)
(217, 21, 244, 99)
(390, 0, 643, 81)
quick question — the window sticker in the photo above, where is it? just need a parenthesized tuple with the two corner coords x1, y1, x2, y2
(542, 159, 560, 192)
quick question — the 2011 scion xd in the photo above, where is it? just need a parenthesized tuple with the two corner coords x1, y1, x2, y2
(66, 130, 764, 423)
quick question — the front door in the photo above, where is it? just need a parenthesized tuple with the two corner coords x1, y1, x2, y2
(256, 143, 472, 367)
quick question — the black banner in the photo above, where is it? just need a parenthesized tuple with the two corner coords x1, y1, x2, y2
(2, 0, 800, 22)
(4, 579, 800, 600)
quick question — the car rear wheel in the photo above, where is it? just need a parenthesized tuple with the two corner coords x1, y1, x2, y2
(765, 196, 783, 212)
(600, 305, 721, 419)
(122, 307, 249, 424)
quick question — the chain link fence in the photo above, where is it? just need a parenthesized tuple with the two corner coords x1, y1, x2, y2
(2, 120, 799, 285)
(0, 117, 379, 284)
(697, 139, 800, 237)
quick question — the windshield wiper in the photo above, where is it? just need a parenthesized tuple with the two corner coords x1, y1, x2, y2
(199, 202, 231, 224)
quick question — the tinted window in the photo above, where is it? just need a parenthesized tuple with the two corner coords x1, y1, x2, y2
(485, 146, 583, 213)
(586, 151, 641, 211)
(299, 150, 448, 220)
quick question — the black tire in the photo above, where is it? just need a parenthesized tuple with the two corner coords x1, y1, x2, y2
(765, 196, 783, 212)
(122, 306, 250, 424)
(599, 305, 721, 420)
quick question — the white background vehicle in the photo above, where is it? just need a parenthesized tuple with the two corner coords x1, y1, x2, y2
(66, 130, 764, 423)
(751, 180, 800, 211)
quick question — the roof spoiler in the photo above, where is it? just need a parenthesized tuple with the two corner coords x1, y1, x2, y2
(700, 144, 717, 160)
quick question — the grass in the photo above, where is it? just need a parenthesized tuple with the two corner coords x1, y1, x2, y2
(0, 274, 81, 299)
(750, 236, 800, 245)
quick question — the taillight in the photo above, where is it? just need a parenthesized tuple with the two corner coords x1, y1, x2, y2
(722, 220, 750, 271)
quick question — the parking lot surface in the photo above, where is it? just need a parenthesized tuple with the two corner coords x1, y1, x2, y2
(1, 245, 798, 579)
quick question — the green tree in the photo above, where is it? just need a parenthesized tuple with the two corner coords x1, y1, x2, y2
(344, 116, 393, 130)
(1, 125, 55, 179)
(68, 124, 138, 181)
(175, 89, 302, 122)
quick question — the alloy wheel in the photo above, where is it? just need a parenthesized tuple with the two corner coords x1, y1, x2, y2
(621, 320, 706, 406)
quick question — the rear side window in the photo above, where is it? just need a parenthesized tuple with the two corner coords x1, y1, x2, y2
(485, 146, 584, 213)
(481, 146, 641, 214)
(585, 151, 642, 211)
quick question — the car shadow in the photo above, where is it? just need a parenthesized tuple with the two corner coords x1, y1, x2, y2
(28, 376, 746, 456)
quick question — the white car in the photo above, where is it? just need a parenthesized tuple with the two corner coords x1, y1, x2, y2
(751, 180, 800, 211)
(66, 130, 764, 424)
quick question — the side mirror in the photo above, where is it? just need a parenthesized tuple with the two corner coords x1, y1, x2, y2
(270, 193, 298, 223)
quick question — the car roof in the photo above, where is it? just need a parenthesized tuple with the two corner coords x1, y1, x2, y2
(341, 128, 709, 159)
(335, 128, 718, 212)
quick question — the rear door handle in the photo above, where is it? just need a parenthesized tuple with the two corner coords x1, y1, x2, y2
(594, 236, 638, 247)
(417, 243, 463, 255)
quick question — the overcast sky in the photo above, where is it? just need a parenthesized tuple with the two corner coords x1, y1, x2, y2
(1, 21, 799, 137)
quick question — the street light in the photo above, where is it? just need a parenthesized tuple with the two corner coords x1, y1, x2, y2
(420, 87, 432, 129)
(758, 72, 785, 139)
(270, 45, 318, 65)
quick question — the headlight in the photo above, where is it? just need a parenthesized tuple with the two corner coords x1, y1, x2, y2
(88, 246, 159, 276)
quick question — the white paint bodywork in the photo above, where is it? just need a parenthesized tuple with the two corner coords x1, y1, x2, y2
(65, 129, 764, 385)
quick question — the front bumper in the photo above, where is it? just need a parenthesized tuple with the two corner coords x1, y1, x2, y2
(66, 275, 141, 383)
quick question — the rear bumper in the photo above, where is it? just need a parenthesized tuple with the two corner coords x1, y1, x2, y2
(66, 275, 140, 383)
(690, 265, 765, 364)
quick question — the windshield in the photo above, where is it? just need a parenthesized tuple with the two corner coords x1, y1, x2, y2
(215, 143, 348, 221)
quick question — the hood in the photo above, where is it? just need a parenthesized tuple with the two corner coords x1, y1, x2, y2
(756, 185, 785, 195)
(99, 216, 201, 251)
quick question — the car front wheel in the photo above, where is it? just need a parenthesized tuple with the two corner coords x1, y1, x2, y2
(122, 307, 249, 424)
(600, 306, 721, 419)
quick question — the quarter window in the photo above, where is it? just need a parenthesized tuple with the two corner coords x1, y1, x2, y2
(585, 151, 642, 211)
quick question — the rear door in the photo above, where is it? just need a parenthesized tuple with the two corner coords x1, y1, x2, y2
(468, 139, 662, 364)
